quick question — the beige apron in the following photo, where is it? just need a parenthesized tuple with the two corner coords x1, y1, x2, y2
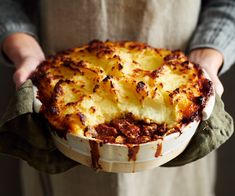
(21, 1, 217, 196)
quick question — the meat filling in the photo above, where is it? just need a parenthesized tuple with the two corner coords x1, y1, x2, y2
(84, 115, 177, 144)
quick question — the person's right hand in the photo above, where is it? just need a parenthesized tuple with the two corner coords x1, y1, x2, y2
(189, 48, 224, 96)
(2, 33, 45, 89)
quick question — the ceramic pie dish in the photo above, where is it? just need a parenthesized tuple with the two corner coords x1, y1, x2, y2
(34, 40, 215, 172)
(33, 85, 214, 173)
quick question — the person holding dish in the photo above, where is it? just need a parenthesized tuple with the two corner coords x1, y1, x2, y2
(0, 0, 235, 196)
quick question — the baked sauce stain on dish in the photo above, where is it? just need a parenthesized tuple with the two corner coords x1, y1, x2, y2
(127, 144, 140, 161)
(155, 142, 163, 157)
(89, 140, 102, 170)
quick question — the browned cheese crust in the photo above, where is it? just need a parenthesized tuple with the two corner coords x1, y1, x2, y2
(32, 40, 213, 144)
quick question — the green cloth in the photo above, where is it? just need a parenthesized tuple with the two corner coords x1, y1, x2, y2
(0, 80, 233, 173)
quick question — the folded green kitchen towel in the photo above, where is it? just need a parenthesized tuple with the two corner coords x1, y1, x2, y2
(0, 80, 233, 173)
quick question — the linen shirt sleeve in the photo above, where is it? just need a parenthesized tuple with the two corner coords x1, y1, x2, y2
(0, 0, 37, 67)
(189, 0, 235, 74)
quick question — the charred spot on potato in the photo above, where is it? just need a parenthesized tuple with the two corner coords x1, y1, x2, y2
(136, 81, 146, 93)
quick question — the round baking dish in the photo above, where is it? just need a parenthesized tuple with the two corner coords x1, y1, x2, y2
(33, 69, 215, 173)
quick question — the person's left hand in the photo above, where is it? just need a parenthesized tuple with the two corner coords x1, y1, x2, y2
(2, 33, 45, 89)
(189, 48, 224, 96)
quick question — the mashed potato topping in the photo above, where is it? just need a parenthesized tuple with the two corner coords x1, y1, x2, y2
(33, 41, 212, 143)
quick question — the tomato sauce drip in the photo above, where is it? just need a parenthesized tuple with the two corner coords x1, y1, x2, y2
(155, 142, 162, 157)
(89, 140, 102, 170)
(127, 145, 140, 161)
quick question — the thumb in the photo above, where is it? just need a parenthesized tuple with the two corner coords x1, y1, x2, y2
(13, 57, 43, 89)
(207, 73, 224, 97)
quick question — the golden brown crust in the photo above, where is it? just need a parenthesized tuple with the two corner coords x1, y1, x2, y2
(32, 40, 212, 144)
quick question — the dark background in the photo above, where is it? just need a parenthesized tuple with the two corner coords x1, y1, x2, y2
(0, 64, 235, 196)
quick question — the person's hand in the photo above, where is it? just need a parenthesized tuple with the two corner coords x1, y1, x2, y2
(2, 33, 45, 89)
(189, 48, 224, 96)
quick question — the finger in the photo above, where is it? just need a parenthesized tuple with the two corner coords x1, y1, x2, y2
(13, 57, 42, 89)
(209, 74, 224, 97)
(13, 66, 36, 89)
(188, 56, 223, 96)
(13, 69, 28, 89)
